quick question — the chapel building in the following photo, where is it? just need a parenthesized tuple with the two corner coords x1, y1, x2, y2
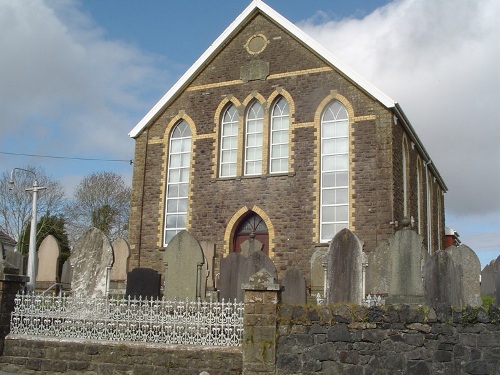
(127, 0, 447, 282)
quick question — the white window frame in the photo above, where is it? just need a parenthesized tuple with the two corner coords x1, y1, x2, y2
(219, 105, 239, 178)
(270, 97, 289, 174)
(164, 120, 192, 246)
(320, 101, 349, 243)
(244, 101, 264, 176)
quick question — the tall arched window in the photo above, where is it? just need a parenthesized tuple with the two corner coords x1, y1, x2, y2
(402, 138, 410, 218)
(270, 97, 289, 173)
(244, 101, 263, 175)
(220, 105, 239, 177)
(164, 120, 192, 246)
(417, 158, 423, 233)
(320, 101, 349, 242)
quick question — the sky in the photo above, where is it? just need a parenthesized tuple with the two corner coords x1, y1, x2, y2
(0, 0, 498, 267)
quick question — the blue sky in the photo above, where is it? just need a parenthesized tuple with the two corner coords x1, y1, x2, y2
(0, 0, 498, 267)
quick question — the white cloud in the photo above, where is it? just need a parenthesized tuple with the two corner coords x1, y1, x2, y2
(299, 0, 500, 218)
(0, 0, 168, 160)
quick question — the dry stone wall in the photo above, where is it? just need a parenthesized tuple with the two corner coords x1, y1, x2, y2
(277, 304, 500, 375)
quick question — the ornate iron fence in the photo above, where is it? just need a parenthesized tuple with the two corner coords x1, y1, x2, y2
(10, 293, 244, 346)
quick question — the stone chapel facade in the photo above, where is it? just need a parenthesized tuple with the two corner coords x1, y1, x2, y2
(127, 1, 447, 282)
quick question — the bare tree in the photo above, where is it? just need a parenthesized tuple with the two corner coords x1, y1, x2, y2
(0, 166, 66, 252)
(66, 172, 131, 243)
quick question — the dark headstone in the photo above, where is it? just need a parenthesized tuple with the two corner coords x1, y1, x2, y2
(496, 255, 500, 305)
(220, 252, 244, 301)
(281, 268, 307, 305)
(480, 259, 497, 297)
(239, 250, 277, 301)
(424, 250, 463, 307)
(326, 229, 364, 304)
(125, 268, 161, 299)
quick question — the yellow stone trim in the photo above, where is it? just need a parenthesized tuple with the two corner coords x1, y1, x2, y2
(147, 138, 163, 145)
(212, 96, 242, 179)
(354, 115, 376, 122)
(268, 66, 332, 80)
(314, 92, 356, 241)
(158, 114, 197, 247)
(186, 67, 332, 92)
(222, 205, 275, 258)
(293, 122, 315, 128)
(187, 80, 243, 92)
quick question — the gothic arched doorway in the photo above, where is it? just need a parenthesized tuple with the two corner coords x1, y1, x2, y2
(233, 212, 269, 255)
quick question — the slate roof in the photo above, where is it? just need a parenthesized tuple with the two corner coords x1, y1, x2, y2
(0, 230, 16, 246)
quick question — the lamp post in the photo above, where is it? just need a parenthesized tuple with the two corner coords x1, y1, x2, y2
(9, 168, 46, 292)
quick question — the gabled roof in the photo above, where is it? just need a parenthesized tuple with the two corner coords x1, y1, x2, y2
(128, 0, 447, 191)
(129, 0, 396, 138)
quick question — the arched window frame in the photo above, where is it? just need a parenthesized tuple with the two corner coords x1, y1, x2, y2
(244, 101, 264, 176)
(403, 137, 410, 219)
(219, 104, 239, 178)
(164, 120, 192, 246)
(417, 157, 423, 234)
(320, 101, 349, 243)
(269, 96, 290, 174)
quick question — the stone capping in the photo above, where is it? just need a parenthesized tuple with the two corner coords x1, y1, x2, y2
(277, 303, 500, 327)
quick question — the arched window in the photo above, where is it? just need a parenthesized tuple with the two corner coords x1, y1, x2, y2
(403, 138, 410, 218)
(244, 101, 263, 175)
(164, 120, 192, 246)
(270, 97, 289, 173)
(220, 105, 239, 177)
(417, 158, 423, 233)
(320, 101, 349, 242)
(233, 212, 269, 254)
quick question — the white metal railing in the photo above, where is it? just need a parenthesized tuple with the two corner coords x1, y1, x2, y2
(10, 293, 244, 346)
(363, 294, 386, 307)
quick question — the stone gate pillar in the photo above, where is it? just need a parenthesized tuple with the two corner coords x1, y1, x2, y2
(0, 258, 28, 354)
(242, 268, 280, 375)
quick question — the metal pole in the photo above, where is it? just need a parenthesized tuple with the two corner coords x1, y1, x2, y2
(25, 180, 41, 292)
(9, 168, 46, 293)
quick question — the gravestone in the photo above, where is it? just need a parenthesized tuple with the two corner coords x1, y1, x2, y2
(480, 259, 497, 297)
(200, 241, 216, 292)
(219, 252, 245, 301)
(281, 268, 306, 305)
(326, 229, 364, 305)
(109, 238, 130, 294)
(367, 228, 427, 304)
(240, 238, 264, 257)
(60, 260, 72, 291)
(163, 230, 205, 301)
(36, 235, 60, 290)
(5, 249, 23, 276)
(239, 250, 277, 301)
(424, 250, 463, 307)
(310, 245, 328, 302)
(69, 227, 114, 298)
(446, 244, 481, 306)
(125, 268, 161, 299)
(496, 255, 500, 306)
